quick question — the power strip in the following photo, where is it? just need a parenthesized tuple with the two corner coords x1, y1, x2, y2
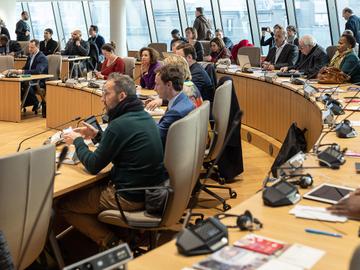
(63, 243, 132, 270)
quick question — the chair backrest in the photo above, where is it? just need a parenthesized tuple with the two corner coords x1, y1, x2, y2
(237, 46, 261, 67)
(47, 54, 62, 80)
(123, 57, 136, 78)
(0, 55, 14, 72)
(350, 245, 360, 270)
(0, 144, 55, 269)
(207, 80, 232, 161)
(161, 108, 202, 226)
(18, 41, 29, 56)
(326, 45, 337, 60)
(128, 50, 139, 60)
(199, 40, 211, 56)
(148, 43, 167, 54)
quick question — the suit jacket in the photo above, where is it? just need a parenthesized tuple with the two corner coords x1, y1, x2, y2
(40, 38, 59, 55)
(346, 15, 360, 45)
(264, 43, 298, 69)
(23, 51, 48, 75)
(290, 44, 329, 78)
(157, 92, 195, 147)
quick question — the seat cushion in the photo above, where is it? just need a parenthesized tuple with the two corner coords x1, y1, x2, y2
(98, 210, 162, 228)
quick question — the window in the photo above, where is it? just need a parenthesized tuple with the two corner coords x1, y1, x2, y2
(295, 0, 331, 48)
(152, 0, 181, 47)
(184, 0, 215, 30)
(28, 2, 58, 41)
(126, 0, 151, 50)
(336, 1, 360, 36)
(255, 0, 288, 54)
(89, 1, 110, 42)
(58, 2, 87, 43)
(219, 0, 252, 44)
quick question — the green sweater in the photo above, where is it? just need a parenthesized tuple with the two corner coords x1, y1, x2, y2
(74, 110, 166, 202)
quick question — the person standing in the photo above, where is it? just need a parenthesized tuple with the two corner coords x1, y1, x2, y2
(15, 11, 30, 41)
(193, 7, 211, 41)
(40, 28, 59, 55)
(88, 25, 105, 62)
(343, 7, 360, 56)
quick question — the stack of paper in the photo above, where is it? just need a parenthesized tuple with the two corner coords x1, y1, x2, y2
(289, 205, 347, 222)
(145, 108, 165, 116)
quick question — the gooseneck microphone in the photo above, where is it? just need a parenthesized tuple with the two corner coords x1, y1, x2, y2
(16, 116, 81, 152)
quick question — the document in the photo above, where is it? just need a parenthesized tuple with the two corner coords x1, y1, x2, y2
(289, 205, 347, 222)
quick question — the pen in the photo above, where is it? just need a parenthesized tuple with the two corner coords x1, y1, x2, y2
(305, 228, 343, 238)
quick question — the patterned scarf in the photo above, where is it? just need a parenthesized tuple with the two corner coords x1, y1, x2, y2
(329, 48, 353, 69)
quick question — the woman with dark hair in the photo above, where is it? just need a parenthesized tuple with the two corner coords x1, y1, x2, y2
(95, 42, 125, 80)
(329, 34, 360, 83)
(185, 27, 204, 61)
(286, 25, 299, 46)
(139, 47, 162, 89)
(205, 37, 231, 63)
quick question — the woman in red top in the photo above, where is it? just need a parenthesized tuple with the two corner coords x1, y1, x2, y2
(95, 42, 125, 79)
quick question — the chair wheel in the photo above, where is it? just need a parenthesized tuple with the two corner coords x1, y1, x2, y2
(230, 191, 237, 199)
(219, 178, 226, 185)
(223, 204, 231, 211)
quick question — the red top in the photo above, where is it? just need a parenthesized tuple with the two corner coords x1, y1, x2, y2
(100, 57, 125, 79)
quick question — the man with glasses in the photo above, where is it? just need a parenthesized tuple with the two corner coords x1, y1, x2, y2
(40, 28, 59, 56)
(60, 73, 166, 249)
(280, 35, 328, 78)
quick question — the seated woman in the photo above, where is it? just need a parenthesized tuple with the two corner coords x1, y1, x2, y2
(185, 27, 204, 61)
(329, 34, 360, 83)
(205, 37, 231, 63)
(139, 47, 162, 89)
(145, 54, 202, 110)
(95, 42, 124, 80)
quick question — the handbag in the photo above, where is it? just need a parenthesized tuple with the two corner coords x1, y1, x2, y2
(317, 66, 350, 84)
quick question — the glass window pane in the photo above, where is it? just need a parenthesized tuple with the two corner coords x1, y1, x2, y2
(28, 2, 58, 41)
(16, 3, 23, 18)
(126, 0, 151, 50)
(219, 0, 252, 44)
(295, 0, 331, 48)
(336, 1, 360, 35)
(152, 0, 181, 47)
(58, 2, 87, 42)
(184, 0, 215, 31)
(89, 1, 110, 42)
(256, 0, 288, 54)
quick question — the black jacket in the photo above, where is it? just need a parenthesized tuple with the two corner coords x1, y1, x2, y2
(264, 43, 299, 69)
(15, 20, 30, 41)
(40, 38, 59, 56)
(289, 44, 329, 78)
(223, 37, 234, 51)
(0, 27, 10, 40)
(261, 33, 275, 50)
(346, 15, 360, 44)
(193, 15, 211, 40)
(0, 40, 22, 56)
(62, 39, 90, 56)
(190, 62, 213, 101)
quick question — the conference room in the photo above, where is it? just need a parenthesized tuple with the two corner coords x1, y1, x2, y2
(1, 0, 360, 269)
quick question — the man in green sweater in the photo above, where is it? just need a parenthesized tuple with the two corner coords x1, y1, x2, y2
(60, 73, 166, 249)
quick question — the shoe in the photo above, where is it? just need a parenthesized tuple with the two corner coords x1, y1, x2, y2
(32, 103, 41, 115)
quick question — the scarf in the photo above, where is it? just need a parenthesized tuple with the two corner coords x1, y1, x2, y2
(107, 95, 144, 122)
(329, 48, 353, 69)
(287, 35, 296, 44)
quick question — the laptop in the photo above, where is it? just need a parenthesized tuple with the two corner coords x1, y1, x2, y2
(237, 54, 252, 69)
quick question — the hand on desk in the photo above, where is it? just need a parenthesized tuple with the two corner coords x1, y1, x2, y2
(327, 189, 360, 219)
(145, 98, 162, 111)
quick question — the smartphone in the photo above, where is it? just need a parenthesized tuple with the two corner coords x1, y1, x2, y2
(356, 162, 360, 173)
(261, 27, 268, 32)
(84, 115, 103, 132)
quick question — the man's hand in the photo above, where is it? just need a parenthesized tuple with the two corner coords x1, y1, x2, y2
(280, 66, 289, 72)
(204, 55, 212, 62)
(63, 131, 82, 145)
(327, 190, 360, 219)
(95, 71, 104, 79)
(25, 31, 30, 36)
(73, 121, 99, 140)
(75, 40, 81, 47)
(145, 98, 162, 111)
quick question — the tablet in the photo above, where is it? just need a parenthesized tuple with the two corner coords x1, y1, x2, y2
(303, 183, 354, 204)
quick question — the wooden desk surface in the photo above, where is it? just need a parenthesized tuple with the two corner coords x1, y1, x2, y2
(0, 74, 53, 82)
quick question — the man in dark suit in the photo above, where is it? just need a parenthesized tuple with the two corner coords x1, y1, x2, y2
(280, 35, 328, 78)
(343, 7, 360, 56)
(0, 35, 22, 56)
(263, 28, 298, 71)
(155, 64, 195, 147)
(10, 39, 48, 113)
(40, 28, 59, 55)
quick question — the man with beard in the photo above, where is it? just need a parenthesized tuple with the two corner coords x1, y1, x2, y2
(62, 29, 90, 56)
(60, 73, 166, 249)
(15, 11, 30, 41)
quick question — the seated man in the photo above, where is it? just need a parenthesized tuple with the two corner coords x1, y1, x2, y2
(176, 43, 214, 102)
(262, 28, 298, 71)
(170, 29, 187, 51)
(155, 64, 195, 147)
(62, 29, 90, 56)
(215, 28, 233, 51)
(0, 34, 22, 56)
(60, 73, 166, 249)
(40, 28, 59, 55)
(280, 35, 328, 78)
(6, 39, 48, 113)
